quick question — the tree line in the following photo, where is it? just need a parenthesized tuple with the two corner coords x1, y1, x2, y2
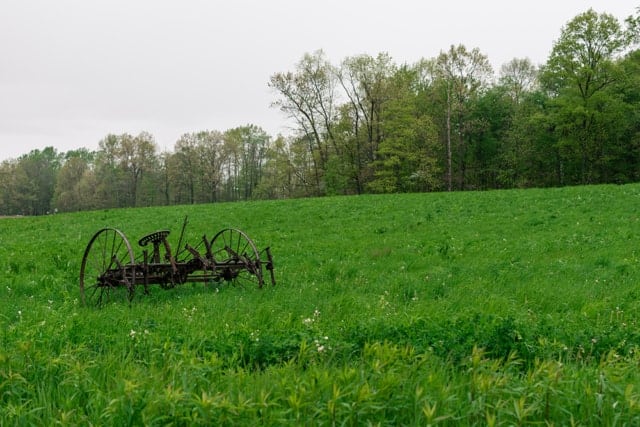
(1, 8, 639, 216)
(0, 126, 274, 215)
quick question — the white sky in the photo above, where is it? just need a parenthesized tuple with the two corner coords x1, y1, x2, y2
(1, 0, 638, 161)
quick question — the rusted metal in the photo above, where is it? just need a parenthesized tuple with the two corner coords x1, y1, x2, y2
(79, 218, 274, 307)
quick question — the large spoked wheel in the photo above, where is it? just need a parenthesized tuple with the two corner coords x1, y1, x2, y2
(210, 228, 264, 288)
(80, 228, 136, 307)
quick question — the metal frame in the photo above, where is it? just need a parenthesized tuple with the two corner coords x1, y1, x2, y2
(80, 218, 274, 307)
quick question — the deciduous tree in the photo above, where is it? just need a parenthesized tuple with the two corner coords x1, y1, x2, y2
(541, 9, 637, 183)
(499, 58, 538, 104)
(369, 65, 440, 192)
(336, 53, 396, 194)
(433, 45, 493, 190)
(269, 50, 338, 193)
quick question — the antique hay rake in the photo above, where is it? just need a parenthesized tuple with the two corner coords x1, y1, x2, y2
(80, 217, 274, 307)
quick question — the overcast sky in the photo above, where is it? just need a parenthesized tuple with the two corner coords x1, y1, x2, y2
(1, 1, 638, 161)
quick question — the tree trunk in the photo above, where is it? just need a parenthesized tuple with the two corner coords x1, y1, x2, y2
(446, 86, 453, 191)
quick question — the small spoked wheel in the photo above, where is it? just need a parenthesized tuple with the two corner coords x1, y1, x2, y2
(210, 228, 264, 288)
(80, 228, 135, 307)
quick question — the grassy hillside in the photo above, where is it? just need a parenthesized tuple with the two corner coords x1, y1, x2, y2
(2, 184, 640, 425)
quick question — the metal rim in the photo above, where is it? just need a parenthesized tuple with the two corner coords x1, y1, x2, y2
(80, 228, 135, 307)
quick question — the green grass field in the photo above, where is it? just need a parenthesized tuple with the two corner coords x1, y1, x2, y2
(2, 184, 640, 425)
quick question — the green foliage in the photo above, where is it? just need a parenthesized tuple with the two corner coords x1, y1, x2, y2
(369, 66, 441, 193)
(2, 185, 640, 424)
(539, 9, 639, 185)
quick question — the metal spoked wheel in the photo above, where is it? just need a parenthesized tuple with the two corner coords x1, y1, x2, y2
(210, 228, 264, 288)
(80, 228, 136, 307)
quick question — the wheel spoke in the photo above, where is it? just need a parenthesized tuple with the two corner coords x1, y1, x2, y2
(239, 239, 250, 258)
(88, 284, 100, 304)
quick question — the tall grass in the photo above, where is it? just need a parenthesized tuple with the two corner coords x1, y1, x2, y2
(2, 184, 640, 424)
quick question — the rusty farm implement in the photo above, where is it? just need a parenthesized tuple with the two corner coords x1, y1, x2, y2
(79, 218, 274, 306)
